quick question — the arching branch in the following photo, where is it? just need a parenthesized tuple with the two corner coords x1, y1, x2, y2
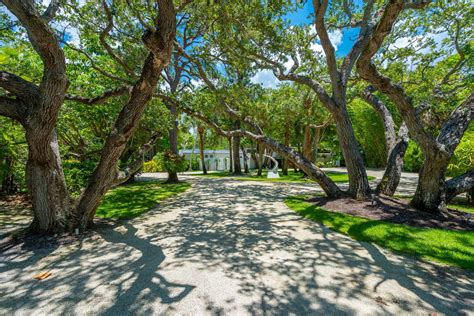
(446, 170, 474, 202)
(65, 86, 132, 105)
(0, 96, 24, 122)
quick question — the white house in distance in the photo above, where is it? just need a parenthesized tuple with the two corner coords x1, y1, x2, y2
(179, 149, 257, 171)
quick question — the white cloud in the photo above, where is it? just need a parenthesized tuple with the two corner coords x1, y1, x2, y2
(250, 69, 279, 88)
(328, 29, 343, 48)
(309, 26, 343, 53)
(190, 78, 203, 89)
(389, 36, 420, 50)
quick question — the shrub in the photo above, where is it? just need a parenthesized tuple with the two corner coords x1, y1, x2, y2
(62, 159, 96, 195)
(403, 140, 424, 172)
(163, 150, 188, 173)
(142, 153, 165, 172)
(447, 131, 474, 177)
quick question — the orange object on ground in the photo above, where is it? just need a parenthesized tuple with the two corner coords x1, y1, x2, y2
(33, 271, 52, 280)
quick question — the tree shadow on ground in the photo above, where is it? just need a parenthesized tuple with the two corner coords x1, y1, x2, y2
(134, 178, 473, 314)
(1, 221, 194, 315)
(1, 177, 472, 314)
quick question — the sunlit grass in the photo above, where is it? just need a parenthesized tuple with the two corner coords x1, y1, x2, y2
(285, 195, 474, 270)
(194, 170, 375, 183)
(96, 181, 191, 219)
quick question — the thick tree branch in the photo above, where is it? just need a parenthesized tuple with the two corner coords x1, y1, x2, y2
(240, 49, 337, 112)
(2, 0, 68, 130)
(362, 86, 397, 149)
(2, 0, 67, 92)
(0, 70, 39, 99)
(65, 86, 132, 105)
(445, 170, 474, 202)
(0, 96, 25, 122)
(437, 93, 473, 154)
(340, 0, 375, 86)
(313, 0, 340, 97)
(42, 0, 60, 22)
(177, 101, 344, 197)
(357, 0, 438, 154)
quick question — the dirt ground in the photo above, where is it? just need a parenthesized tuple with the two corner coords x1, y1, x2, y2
(307, 196, 473, 231)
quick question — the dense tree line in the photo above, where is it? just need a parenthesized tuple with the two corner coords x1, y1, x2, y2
(0, 0, 472, 234)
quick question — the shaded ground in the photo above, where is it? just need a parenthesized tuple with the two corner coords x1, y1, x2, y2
(308, 196, 474, 231)
(1, 176, 473, 315)
(0, 195, 32, 237)
(192, 169, 376, 183)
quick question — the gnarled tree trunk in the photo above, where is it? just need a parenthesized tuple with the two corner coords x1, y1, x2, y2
(232, 121, 242, 175)
(0, 1, 71, 233)
(241, 145, 249, 173)
(282, 122, 290, 175)
(166, 102, 179, 183)
(198, 125, 207, 175)
(26, 129, 71, 233)
(411, 153, 450, 212)
(357, 0, 472, 211)
(332, 105, 371, 199)
(228, 136, 233, 173)
(362, 86, 408, 196)
(75, 2, 177, 228)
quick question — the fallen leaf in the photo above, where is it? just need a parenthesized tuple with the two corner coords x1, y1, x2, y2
(33, 271, 52, 280)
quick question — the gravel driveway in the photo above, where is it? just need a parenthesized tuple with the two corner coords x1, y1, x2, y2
(1, 176, 472, 315)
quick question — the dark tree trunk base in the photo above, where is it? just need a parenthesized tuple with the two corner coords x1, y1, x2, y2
(165, 172, 180, 184)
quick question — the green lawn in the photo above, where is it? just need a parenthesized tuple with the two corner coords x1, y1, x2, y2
(96, 181, 191, 219)
(194, 170, 375, 183)
(449, 200, 474, 214)
(285, 195, 474, 270)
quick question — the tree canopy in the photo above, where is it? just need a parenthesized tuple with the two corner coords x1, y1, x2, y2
(0, 0, 472, 233)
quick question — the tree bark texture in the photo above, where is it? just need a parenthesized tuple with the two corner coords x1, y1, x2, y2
(232, 121, 242, 174)
(362, 86, 408, 196)
(332, 105, 371, 199)
(198, 125, 207, 175)
(357, 0, 472, 211)
(241, 145, 249, 173)
(166, 102, 179, 183)
(228, 137, 233, 173)
(282, 122, 290, 175)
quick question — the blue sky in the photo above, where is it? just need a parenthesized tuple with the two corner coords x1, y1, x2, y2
(286, 0, 360, 56)
(251, 1, 360, 88)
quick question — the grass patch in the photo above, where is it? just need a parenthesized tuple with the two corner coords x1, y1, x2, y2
(285, 195, 474, 270)
(195, 170, 375, 183)
(449, 202, 474, 214)
(96, 181, 191, 219)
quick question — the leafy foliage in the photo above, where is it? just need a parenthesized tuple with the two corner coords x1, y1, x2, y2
(403, 141, 424, 172)
(163, 150, 189, 173)
(447, 130, 474, 177)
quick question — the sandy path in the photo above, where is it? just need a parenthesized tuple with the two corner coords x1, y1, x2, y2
(1, 176, 473, 315)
